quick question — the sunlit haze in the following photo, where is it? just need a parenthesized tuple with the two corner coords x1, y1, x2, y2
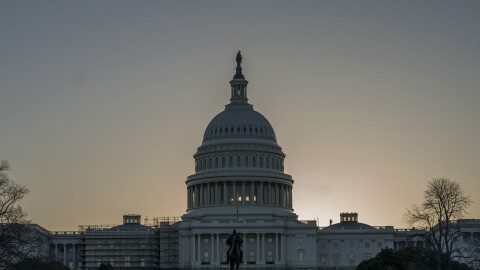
(1, 1, 479, 231)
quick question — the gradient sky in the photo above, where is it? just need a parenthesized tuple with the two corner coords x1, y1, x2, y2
(1, 1, 479, 231)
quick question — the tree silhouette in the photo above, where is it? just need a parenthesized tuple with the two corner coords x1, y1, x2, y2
(405, 178, 473, 270)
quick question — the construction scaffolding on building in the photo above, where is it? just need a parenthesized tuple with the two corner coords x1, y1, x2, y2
(146, 217, 180, 269)
(78, 215, 159, 270)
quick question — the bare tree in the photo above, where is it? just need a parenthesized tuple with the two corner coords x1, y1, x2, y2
(405, 178, 473, 270)
(0, 160, 45, 269)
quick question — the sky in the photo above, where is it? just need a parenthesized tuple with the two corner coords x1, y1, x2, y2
(1, 1, 479, 231)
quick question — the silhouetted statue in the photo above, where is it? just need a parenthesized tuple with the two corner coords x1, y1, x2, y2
(226, 229, 243, 270)
(236, 51, 242, 66)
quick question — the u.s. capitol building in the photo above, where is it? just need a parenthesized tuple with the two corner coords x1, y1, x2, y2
(35, 53, 480, 270)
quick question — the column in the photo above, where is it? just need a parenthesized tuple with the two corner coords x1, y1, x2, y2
(223, 182, 227, 205)
(211, 234, 214, 265)
(192, 235, 196, 263)
(200, 184, 204, 207)
(268, 182, 272, 205)
(233, 181, 236, 204)
(54, 244, 58, 261)
(244, 233, 248, 262)
(261, 233, 265, 263)
(216, 234, 220, 264)
(242, 181, 245, 205)
(193, 186, 197, 207)
(281, 234, 286, 264)
(215, 183, 219, 205)
(63, 244, 67, 266)
(187, 187, 191, 208)
(289, 186, 293, 207)
(250, 181, 254, 205)
(207, 183, 210, 206)
(73, 244, 76, 270)
(197, 234, 201, 264)
(260, 182, 263, 205)
(275, 184, 282, 206)
(275, 234, 279, 263)
(256, 233, 260, 264)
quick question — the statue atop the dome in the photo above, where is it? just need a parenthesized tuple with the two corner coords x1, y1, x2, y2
(236, 50, 242, 66)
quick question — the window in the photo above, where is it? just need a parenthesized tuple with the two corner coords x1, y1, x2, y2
(259, 157, 263, 168)
(222, 251, 227, 262)
(248, 250, 255, 262)
(319, 254, 327, 266)
(348, 252, 356, 266)
(249, 237, 254, 243)
(222, 157, 225, 168)
(297, 249, 305, 262)
(267, 251, 273, 262)
(237, 156, 240, 167)
(252, 156, 256, 167)
(203, 251, 209, 263)
(140, 258, 145, 267)
(319, 241, 327, 249)
(298, 237, 304, 244)
(364, 242, 370, 248)
(245, 156, 248, 167)
(209, 158, 212, 169)
(332, 254, 340, 267)
(267, 237, 273, 243)
(349, 242, 355, 249)
(203, 238, 209, 244)
(363, 253, 372, 260)
(377, 241, 383, 248)
(215, 157, 218, 168)
(229, 156, 233, 167)
(333, 242, 339, 249)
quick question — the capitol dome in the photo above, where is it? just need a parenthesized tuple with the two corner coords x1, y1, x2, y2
(202, 105, 277, 143)
(183, 51, 296, 220)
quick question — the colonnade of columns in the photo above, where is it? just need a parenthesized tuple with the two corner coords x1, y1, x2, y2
(185, 232, 285, 265)
(52, 243, 79, 269)
(187, 181, 292, 209)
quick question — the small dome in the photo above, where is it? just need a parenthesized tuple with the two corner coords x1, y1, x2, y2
(202, 104, 277, 142)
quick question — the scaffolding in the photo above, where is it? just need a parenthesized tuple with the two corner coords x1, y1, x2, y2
(147, 217, 180, 269)
(78, 222, 158, 270)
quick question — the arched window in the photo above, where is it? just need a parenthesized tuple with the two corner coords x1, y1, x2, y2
(252, 156, 256, 167)
(259, 157, 263, 168)
(245, 156, 249, 167)
(222, 157, 225, 168)
(237, 156, 241, 167)
(215, 157, 218, 168)
(209, 158, 212, 169)
(229, 156, 233, 167)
